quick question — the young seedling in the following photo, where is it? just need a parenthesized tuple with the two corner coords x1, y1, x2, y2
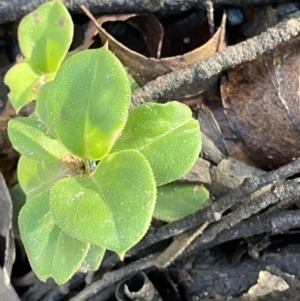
(6, 0, 207, 284)
(5, 0, 73, 112)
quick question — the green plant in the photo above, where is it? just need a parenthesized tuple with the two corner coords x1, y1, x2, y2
(5, 0, 73, 112)
(6, 1, 207, 284)
(154, 184, 209, 222)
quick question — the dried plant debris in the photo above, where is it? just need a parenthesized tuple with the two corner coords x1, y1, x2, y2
(3, 2, 300, 301)
(209, 157, 266, 197)
(197, 104, 228, 157)
(245, 270, 289, 297)
(0, 170, 13, 239)
(82, 13, 163, 58)
(221, 35, 300, 169)
(0, 267, 20, 301)
(82, 8, 226, 100)
(173, 244, 300, 301)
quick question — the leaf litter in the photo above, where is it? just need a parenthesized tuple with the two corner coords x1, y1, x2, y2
(1, 2, 300, 300)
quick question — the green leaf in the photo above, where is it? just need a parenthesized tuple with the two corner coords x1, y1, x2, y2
(5, 1, 73, 112)
(8, 115, 71, 162)
(81, 244, 105, 271)
(4, 62, 54, 112)
(154, 183, 209, 222)
(127, 70, 140, 91)
(47, 47, 131, 160)
(112, 102, 202, 185)
(18, 0, 73, 73)
(18, 156, 76, 199)
(19, 191, 89, 284)
(50, 150, 156, 257)
(35, 81, 53, 129)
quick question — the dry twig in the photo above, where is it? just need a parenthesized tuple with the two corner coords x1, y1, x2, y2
(131, 158, 300, 254)
(68, 177, 300, 301)
(193, 209, 300, 254)
(155, 222, 209, 268)
(0, 0, 284, 24)
(68, 254, 158, 301)
(94, 159, 300, 298)
(132, 16, 300, 106)
(184, 179, 300, 256)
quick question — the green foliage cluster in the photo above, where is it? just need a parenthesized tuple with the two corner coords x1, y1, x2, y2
(6, 1, 207, 284)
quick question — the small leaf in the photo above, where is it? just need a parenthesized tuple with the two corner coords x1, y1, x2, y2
(154, 184, 209, 222)
(18, 0, 73, 73)
(8, 115, 71, 161)
(4, 62, 54, 112)
(47, 47, 131, 160)
(5, 0, 73, 111)
(17, 156, 75, 199)
(127, 70, 140, 91)
(50, 150, 156, 256)
(35, 81, 53, 129)
(112, 102, 201, 185)
(19, 191, 89, 284)
(81, 244, 105, 271)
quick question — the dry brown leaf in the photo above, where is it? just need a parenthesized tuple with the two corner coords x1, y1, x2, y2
(83, 13, 163, 58)
(205, 92, 259, 167)
(221, 35, 300, 170)
(197, 104, 228, 156)
(83, 9, 226, 100)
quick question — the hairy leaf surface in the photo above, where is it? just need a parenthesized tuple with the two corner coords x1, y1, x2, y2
(4, 63, 53, 112)
(50, 150, 156, 257)
(18, 0, 73, 73)
(47, 47, 131, 160)
(19, 191, 89, 284)
(81, 245, 105, 271)
(112, 102, 201, 185)
(18, 156, 75, 199)
(8, 115, 70, 162)
(5, 0, 73, 111)
(35, 81, 53, 129)
(154, 184, 209, 222)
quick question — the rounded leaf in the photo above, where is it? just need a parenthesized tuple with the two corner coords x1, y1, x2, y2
(4, 62, 54, 112)
(50, 150, 156, 256)
(8, 115, 71, 162)
(81, 244, 105, 272)
(18, 0, 73, 73)
(47, 47, 131, 160)
(35, 81, 53, 130)
(18, 156, 75, 199)
(19, 191, 89, 284)
(5, 0, 72, 111)
(154, 184, 209, 222)
(112, 102, 202, 185)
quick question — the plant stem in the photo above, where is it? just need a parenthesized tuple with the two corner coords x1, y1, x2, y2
(83, 159, 90, 176)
